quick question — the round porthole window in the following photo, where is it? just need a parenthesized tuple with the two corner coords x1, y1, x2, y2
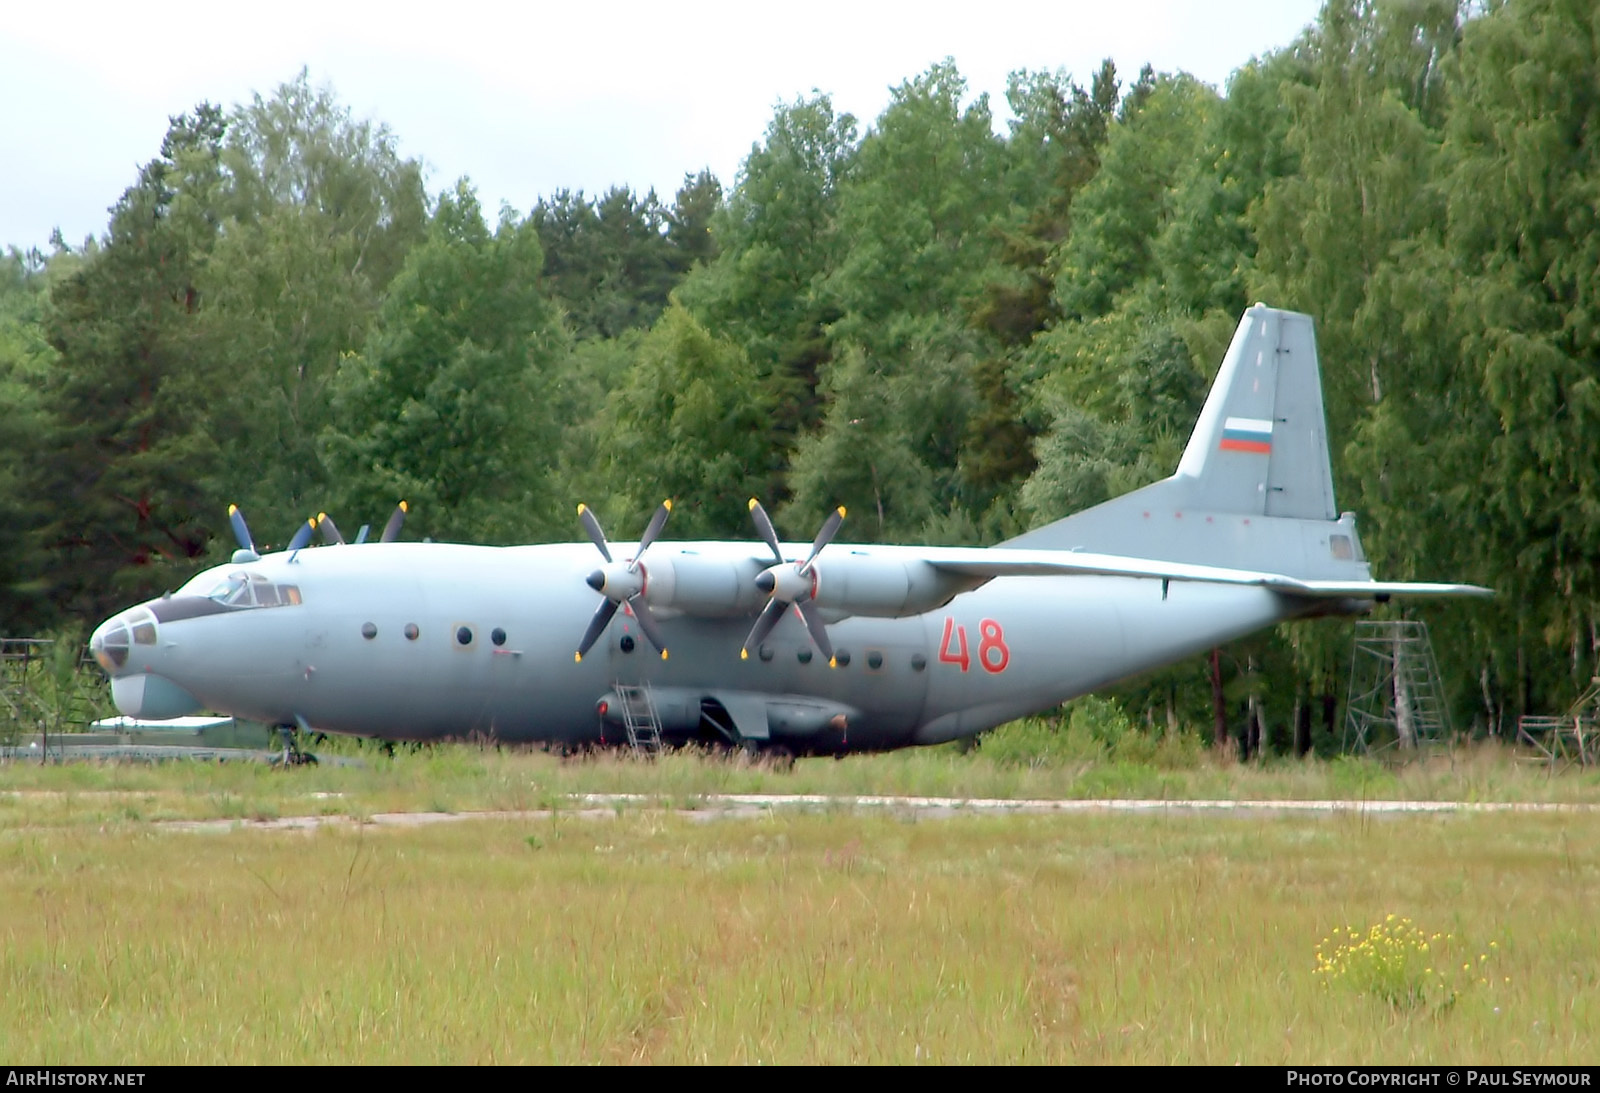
(491, 627, 507, 647)
(456, 626, 473, 646)
(758, 645, 774, 662)
(834, 650, 851, 667)
(866, 651, 883, 670)
(404, 623, 420, 641)
(620, 635, 636, 654)
(797, 648, 813, 665)
(911, 653, 927, 671)
(361, 622, 377, 640)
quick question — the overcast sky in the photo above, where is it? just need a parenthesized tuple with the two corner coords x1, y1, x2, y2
(2, 0, 1325, 253)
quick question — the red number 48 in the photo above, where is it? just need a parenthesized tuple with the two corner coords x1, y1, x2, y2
(938, 617, 1009, 674)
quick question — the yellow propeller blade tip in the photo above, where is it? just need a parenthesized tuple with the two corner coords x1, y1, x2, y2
(316, 512, 328, 522)
(740, 649, 749, 660)
(663, 499, 672, 511)
(227, 504, 239, 516)
(306, 518, 316, 528)
(574, 652, 582, 663)
(747, 498, 759, 510)
(399, 500, 408, 512)
(829, 657, 838, 669)
(837, 506, 847, 518)
(660, 650, 669, 661)
(577, 503, 587, 515)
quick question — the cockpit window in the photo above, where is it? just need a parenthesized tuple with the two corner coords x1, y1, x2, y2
(207, 574, 253, 605)
(130, 608, 157, 646)
(203, 572, 303, 609)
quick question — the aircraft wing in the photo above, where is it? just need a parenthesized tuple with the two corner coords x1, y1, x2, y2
(914, 547, 1492, 599)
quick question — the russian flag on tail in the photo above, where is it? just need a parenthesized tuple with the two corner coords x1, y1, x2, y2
(1219, 416, 1273, 454)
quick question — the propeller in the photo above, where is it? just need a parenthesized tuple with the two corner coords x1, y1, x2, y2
(227, 504, 257, 558)
(227, 501, 407, 558)
(315, 501, 408, 547)
(741, 499, 846, 666)
(317, 512, 345, 546)
(574, 501, 673, 663)
(379, 500, 408, 543)
(285, 518, 316, 553)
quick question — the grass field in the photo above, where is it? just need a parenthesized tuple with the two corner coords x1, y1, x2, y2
(1, 743, 1597, 1063)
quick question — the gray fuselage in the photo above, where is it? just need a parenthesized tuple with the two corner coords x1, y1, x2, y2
(91, 539, 1300, 754)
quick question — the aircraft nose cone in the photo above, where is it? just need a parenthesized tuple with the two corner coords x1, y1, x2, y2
(586, 569, 606, 593)
(89, 616, 131, 674)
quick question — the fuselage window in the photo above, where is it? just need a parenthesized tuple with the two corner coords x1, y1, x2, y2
(834, 650, 851, 667)
(491, 627, 507, 647)
(132, 621, 157, 646)
(282, 585, 302, 606)
(361, 622, 378, 640)
(456, 626, 474, 647)
(797, 649, 813, 665)
(404, 623, 420, 641)
(866, 651, 883, 670)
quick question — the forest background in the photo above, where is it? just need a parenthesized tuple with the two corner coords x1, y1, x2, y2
(2, 0, 1593, 754)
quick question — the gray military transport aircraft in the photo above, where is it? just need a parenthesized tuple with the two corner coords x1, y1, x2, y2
(89, 305, 1488, 761)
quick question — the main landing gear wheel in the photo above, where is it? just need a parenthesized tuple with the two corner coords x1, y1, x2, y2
(270, 723, 319, 767)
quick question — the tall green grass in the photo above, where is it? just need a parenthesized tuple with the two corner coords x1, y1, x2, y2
(3, 730, 1598, 830)
(0, 810, 1593, 1063)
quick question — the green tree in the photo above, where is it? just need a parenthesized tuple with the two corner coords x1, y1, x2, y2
(322, 184, 564, 545)
(963, 62, 1121, 517)
(199, 70, 429, 535)
(532, 185, 680, 340)
(1051, 73, 1219, 323)
(588, 304, 774, 539)
(0, 247, 65, 631)
(676, 93, 859, 451)
(35, 106, 231, 621)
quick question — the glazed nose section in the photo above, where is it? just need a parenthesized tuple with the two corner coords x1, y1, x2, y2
(90, 617, 131, 674)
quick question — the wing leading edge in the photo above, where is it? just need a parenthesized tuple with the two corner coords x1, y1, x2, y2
(914, 547, 1492, 600)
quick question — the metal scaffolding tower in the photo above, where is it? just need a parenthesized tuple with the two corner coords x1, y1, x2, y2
(1343, 620, 1451, 755)
(1516, 677, 1599, 769)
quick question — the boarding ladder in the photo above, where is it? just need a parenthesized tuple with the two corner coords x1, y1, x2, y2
(613, 682, 663, 755)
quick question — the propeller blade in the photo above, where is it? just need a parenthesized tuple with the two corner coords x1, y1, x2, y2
(802, 506, 846, 572)
(379, 501, 408, 544)
(796, 599, 836, 666)
(748, 498, 783, 563)
(575, 599, 619, 662)
(317, 512, 345, 546)
(285, 518, 316, 553)
(740, 599, 787, 660)
(354, 524, 371, 545)
(227, 505, 254, 554)
(578, 503, 612, 563)
(628, 595, 670, 660)
(630, 500, 672, 568)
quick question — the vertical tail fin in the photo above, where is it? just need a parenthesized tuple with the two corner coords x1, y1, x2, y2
(1006, 305, 1367, 580)
(1173, 304, 1336, 520)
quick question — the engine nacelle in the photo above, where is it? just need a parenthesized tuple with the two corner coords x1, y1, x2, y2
(809, 553, 972, 617)
(636, 552, 768, 617)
